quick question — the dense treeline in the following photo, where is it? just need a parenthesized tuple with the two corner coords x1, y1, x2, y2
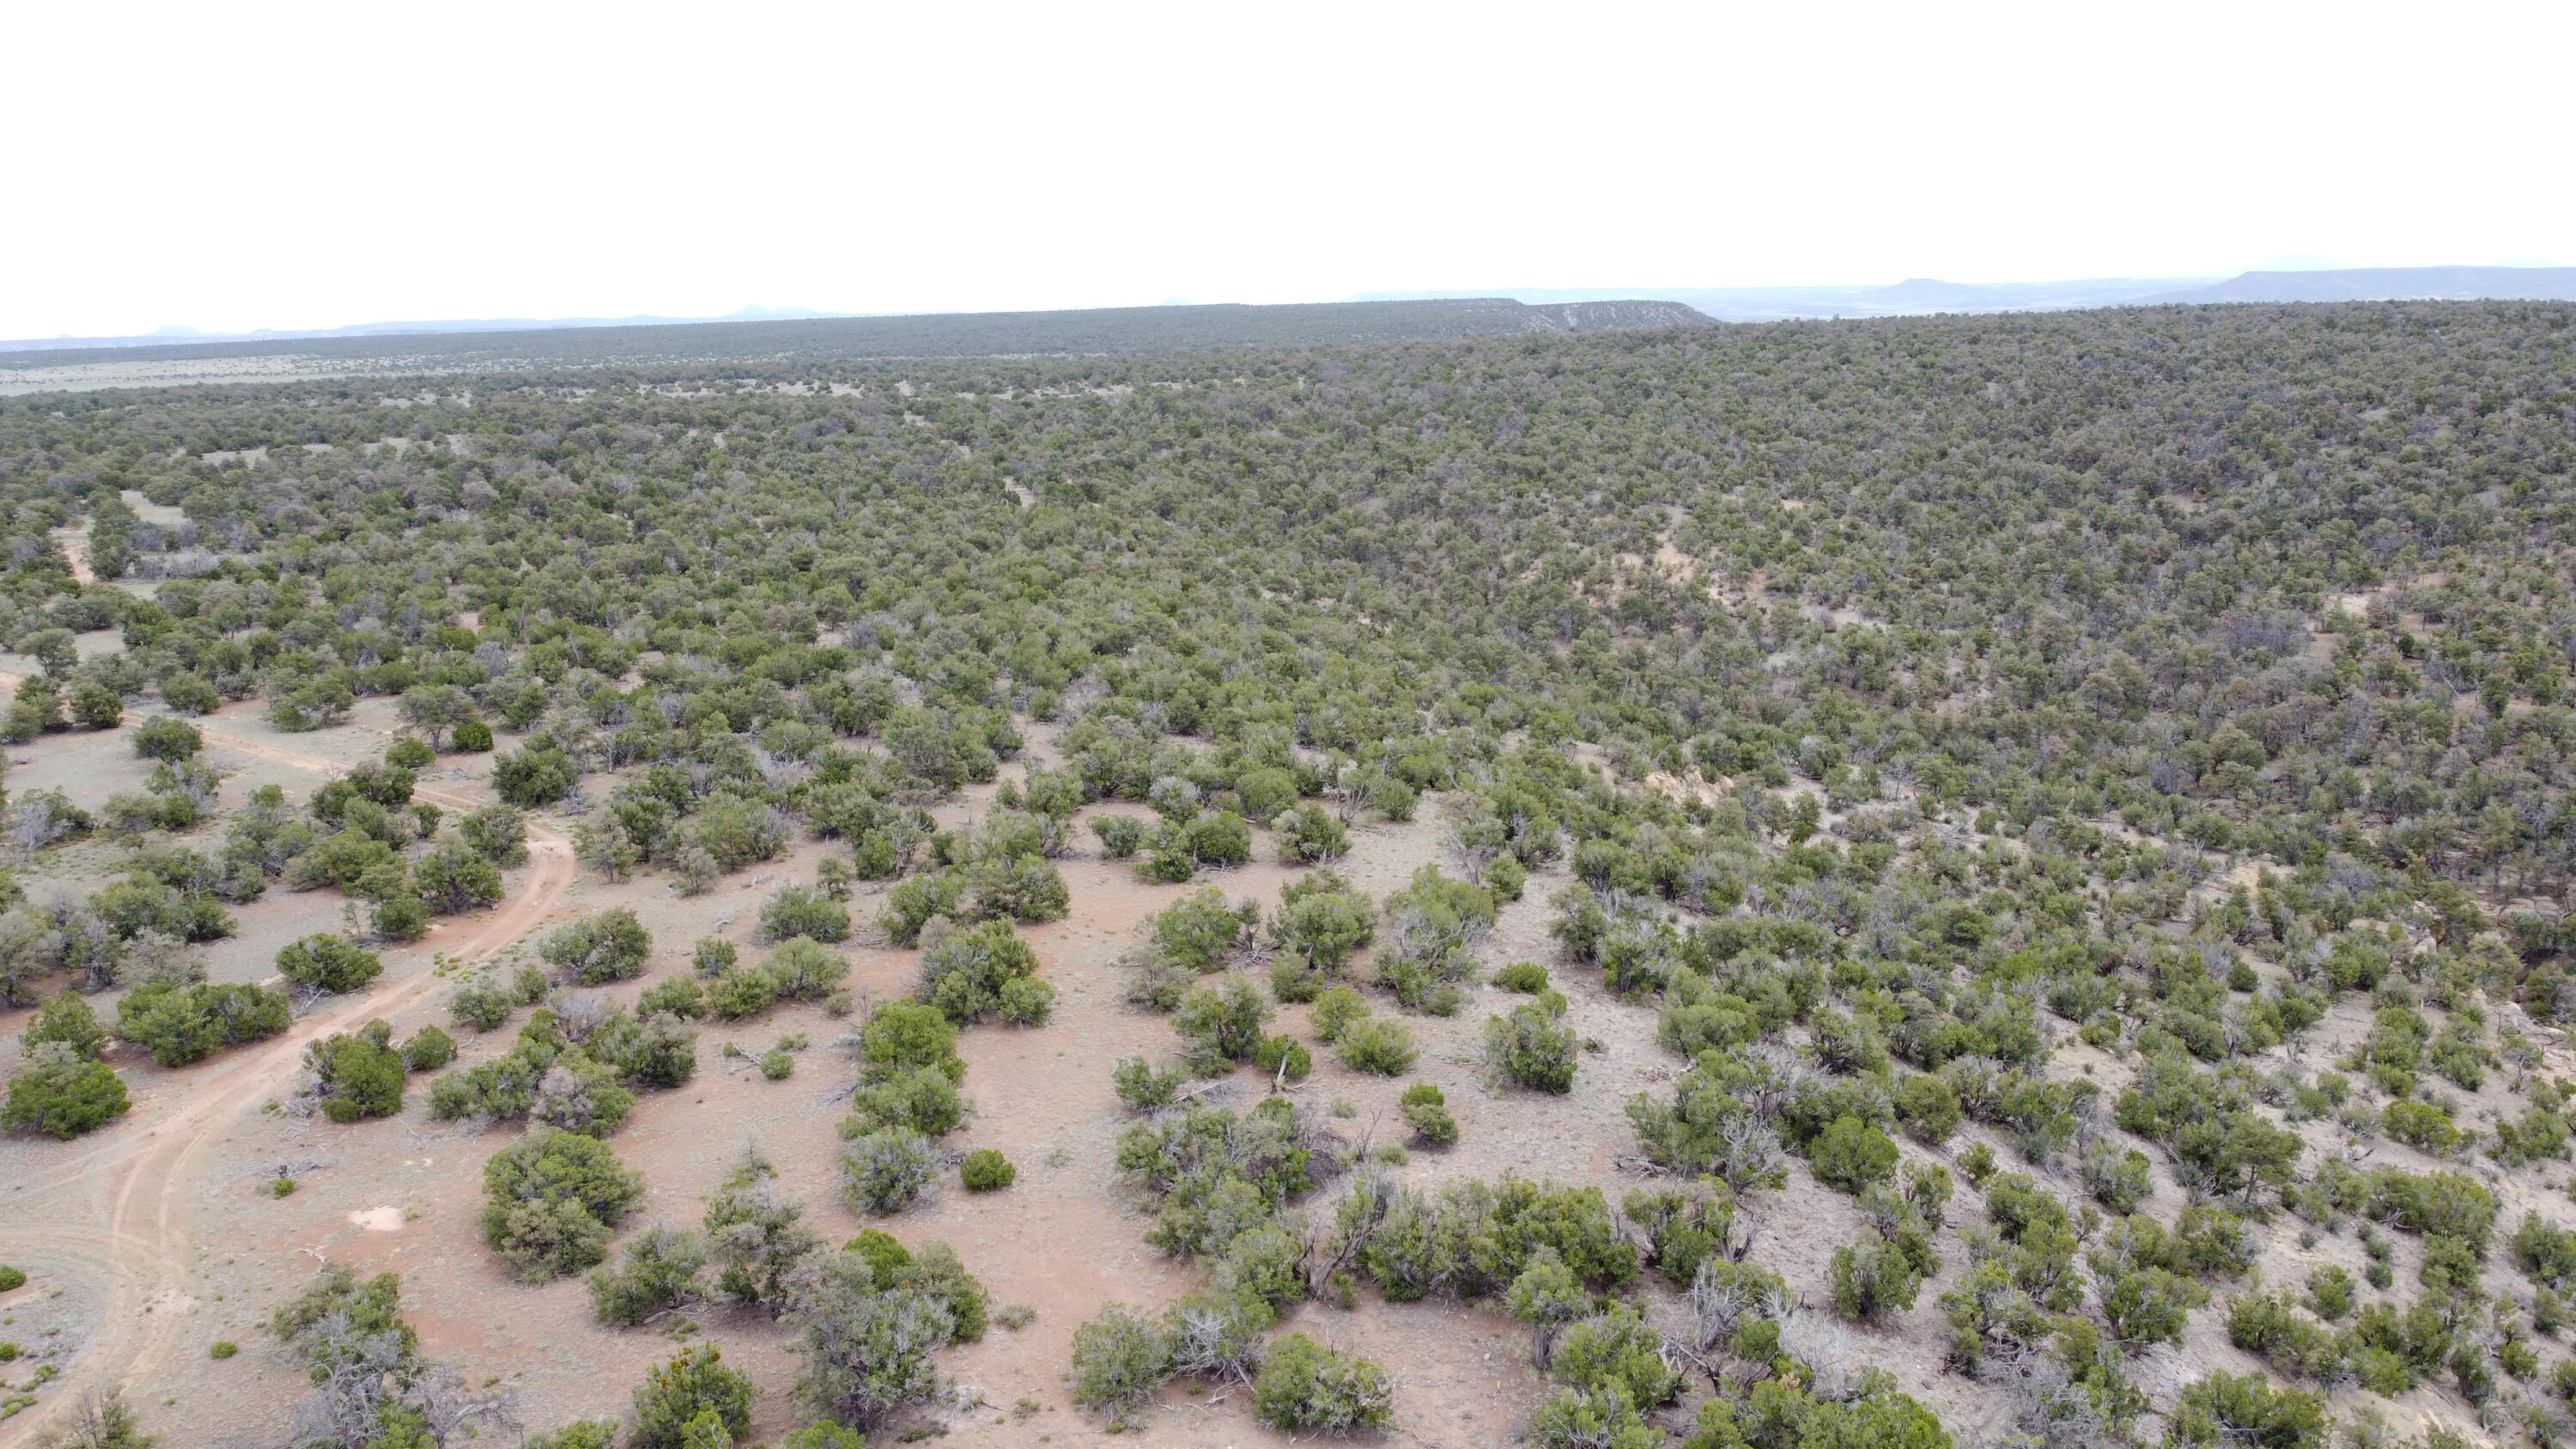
(8, 302, 2576, 901)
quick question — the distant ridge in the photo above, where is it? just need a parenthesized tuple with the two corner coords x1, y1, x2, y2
(1363, 277, 2204, 321)
(2133, 265, 2576, 306)
(1364, 265, 2576, 321)
(0, 298, 1716, 383)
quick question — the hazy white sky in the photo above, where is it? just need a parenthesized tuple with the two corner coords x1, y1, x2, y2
(9, 0, 2569, 338)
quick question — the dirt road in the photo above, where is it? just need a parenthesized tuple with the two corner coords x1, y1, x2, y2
(0, 725, 573, 1441)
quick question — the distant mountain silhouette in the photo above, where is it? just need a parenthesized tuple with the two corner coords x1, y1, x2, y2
(1366, 266, 2576, 321)
(2133, 266, 2576, 305)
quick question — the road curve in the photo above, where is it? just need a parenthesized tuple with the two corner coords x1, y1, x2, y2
(0, 725, 574, 1442)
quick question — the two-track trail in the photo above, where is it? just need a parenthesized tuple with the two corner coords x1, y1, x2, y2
(0, 725, 573, 1442)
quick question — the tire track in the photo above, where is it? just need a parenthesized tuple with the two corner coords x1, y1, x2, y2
(0, 726, 573, 1441)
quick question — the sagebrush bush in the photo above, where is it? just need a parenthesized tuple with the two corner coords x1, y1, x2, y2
(841, 1127, 939, 1214)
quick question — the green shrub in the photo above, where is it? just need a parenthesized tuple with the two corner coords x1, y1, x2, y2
(878, 871, 964, 947)
(115, 981, 290, 1067)
(306, 1026, 406, 1123)
(1253, 1333, 1393, 1433)
(493, 741, 580, 806)
(70, 679, 123, 730)
(448, 963, 547, 1031)
(371, 890, 431, 942)
(1555, 1301, 1685, 1406)
(760, 883, 851, 944)
(1151, 889, 1255, 972)
(1309, 985, 1370, 1042)
(157, 672, 220, 715)
(847, 1227, 914, 1283)
(631, 1343, 755, 1449)
(1893, 1072, 1962, 1145)
(859, 999, 965, 1083)
(1174, 977, 1272, 1069)
(2305, 1264, 2354, 1320)
(761, 935, 849, 1002)
(1091, 814, 1146, 859)
(1071, 1303, 1173, 1428)
(1278, 802, 1351, 862)
(453, 804, 528, 861)
(2169, 1372, 2329, 1449)
(24, 992, 107, 1060)
(639, 977, 705, 1020)
(965, 852, 1069, 924)
(1809, 1116, 1900, 1193)
(2078, 1138, 2153, 1213)
(1183, 811, 1253, 868)
(1494, 961, 1550, 993)
(962, 1148, 1016, 1191)
(132, 716, 202, 762)
(708, 963, 781, 1019)
(847, 1065, 966, 1138)
(1254, 1032, 1313, 1081)
(701, 1154, 822, 1311)
(1829, 1226, 1924, 1321)
(451, 719, 495, 752)
(2514, 1213, 2576, 1291)
(692, 937, 738, 977)
(480, 1126, 644, 1280)
(542, 908, 653, 984)
(1112, 1056, 1185, 1111)
(209, 1337, 237, 1358)
(1338, 1015, 1418, 1075)
(1485, 993, 1577, 1093)
(1402, 1082, 1459, 1146)
(902, 1240, 991, 1342)
(587, 1227, 708, 1327)
(412, 835, 502, 912)
(919, 918, 1042, 1022)
(1273, 870, 1373, 979)
(0, 1266, 25, 1293)
(2384, 1099, 2470, 1155)
(276, 933, 383, 994)
(998, 974, 1057, 1025)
